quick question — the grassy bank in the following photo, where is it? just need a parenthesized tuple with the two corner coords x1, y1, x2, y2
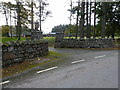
(2, 51, 63, 78)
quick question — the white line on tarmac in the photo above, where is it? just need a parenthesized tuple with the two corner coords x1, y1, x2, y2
(71, 59, 85, 64)
(94, 55, 106, 59)
(0, 80, 10, 85)
(114, 53, 118, 55)
(36, 66, 58, 74)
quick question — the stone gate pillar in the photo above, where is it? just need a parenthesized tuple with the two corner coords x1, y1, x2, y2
(31, 31, 43, 40)
(55, 32, 64, 41)
(31, 21, 43, 40)
(54, 32, 64, 48)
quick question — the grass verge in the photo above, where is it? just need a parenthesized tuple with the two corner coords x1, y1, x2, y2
(1, 51, 63, 78)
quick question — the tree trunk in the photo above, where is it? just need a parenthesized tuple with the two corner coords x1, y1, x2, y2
(93, 1, 96, 38)
(2, 4, 8, 25)
(31, 1, 34, 31)
(39, 1, 42, 31)
(89, 1, 92, 38)
(75, 0, 80, 39)
(79, 0, 85, 39)
(111, 27, 115, 39)
(86, 1, 89, 38)
(4, 10, 8, 25)
(14, 11, 17, 36)
(10, 8, 12, 38)
(101, 2, 106, 38)
(17, 1, 21, 40)
(111, 22, 115, 39)
(69, 0, 72, 38)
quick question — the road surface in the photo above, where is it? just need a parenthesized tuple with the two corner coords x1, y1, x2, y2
(2, 48, 118, 88)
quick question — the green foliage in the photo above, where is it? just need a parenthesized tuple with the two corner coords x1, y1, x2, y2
(52, 24, 69, 33)
(67, 2, 120, 38)
(52, 24, 77, 35)
(64, 25, 77, 35)
(1, 25, 10, 37)
(96, 2, 120, 38)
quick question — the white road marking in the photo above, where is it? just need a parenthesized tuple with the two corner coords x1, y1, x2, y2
(36, 66, 58, 74)
(94, 55, 106, 59)
(0, 80, 10, 85)
(114, 53, 118, 55)
(71, 59, 85, 64)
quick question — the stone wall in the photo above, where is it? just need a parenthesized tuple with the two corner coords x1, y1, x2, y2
(2, 40, 48, 67)
(55, 38, 115, 48)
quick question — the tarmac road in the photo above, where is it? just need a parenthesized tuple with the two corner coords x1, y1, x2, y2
(2, 48, 118, 88)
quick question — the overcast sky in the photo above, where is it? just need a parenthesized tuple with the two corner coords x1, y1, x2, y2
(0, 0, 73, 34)
(42, 0, 71, 34)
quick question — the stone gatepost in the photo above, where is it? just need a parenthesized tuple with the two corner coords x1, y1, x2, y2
(31, 31, 43, 40)
(55, 32, 64, 41)
(54, 32, 64, 48)
(31, 21, 43, 40)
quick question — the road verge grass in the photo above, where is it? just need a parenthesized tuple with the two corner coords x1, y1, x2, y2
(1, 51, 63, 79)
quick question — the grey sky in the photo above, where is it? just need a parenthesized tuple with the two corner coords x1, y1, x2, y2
(0, 0, 71, 34)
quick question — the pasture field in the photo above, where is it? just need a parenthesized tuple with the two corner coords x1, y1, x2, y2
(1, 37, 55, 46)
(1, 37, 26, 43)
(1, 36, 119, 46)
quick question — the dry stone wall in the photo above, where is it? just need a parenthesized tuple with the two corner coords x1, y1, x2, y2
(55, 38, 115, 48)
(2, 40, 48, 67)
